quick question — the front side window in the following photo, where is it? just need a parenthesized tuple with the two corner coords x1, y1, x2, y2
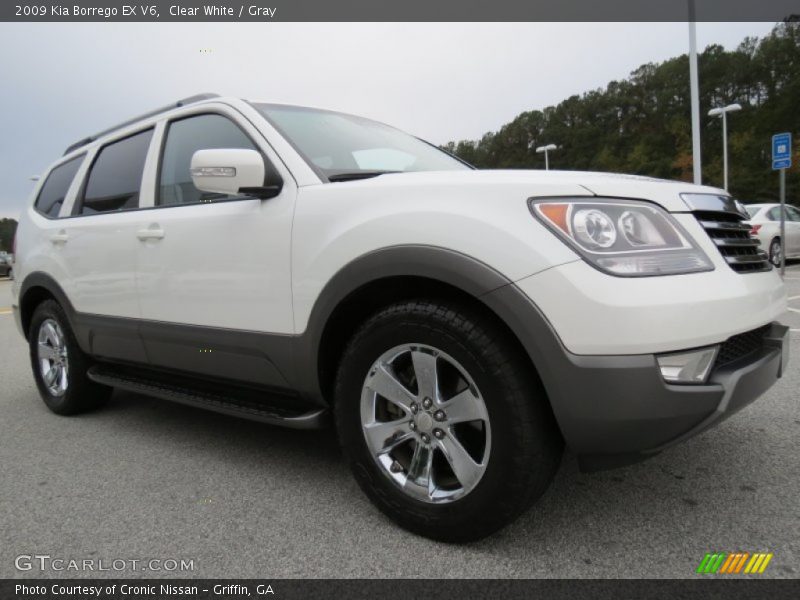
(158, 114, 257, 206)
(787, 206, 800, 222)
(254, 104, 469, 181)
(34, 154, 84, 218)
(76, 129, 154, 215)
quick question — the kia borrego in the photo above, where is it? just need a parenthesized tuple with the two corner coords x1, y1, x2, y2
(12, 94, 789, 542)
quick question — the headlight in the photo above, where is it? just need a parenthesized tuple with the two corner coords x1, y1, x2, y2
(530, 198, 714, 277)
(573, 209, 617, 248)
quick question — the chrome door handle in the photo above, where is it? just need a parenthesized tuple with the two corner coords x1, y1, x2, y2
(137, 226, 165, 241)
(50, 231, 68, 244)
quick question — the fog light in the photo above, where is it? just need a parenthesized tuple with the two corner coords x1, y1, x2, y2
(656, 346, 718, 384)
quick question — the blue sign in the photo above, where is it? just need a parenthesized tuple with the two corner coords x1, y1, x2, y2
(772, 132, 791, 170)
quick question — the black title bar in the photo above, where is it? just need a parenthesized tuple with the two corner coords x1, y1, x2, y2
(3, 579, 800, 600)
(2, 0, 800, 22)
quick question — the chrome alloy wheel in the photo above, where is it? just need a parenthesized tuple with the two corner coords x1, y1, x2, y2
(37, 318, 69, 396)
(360, 344, 491, 503)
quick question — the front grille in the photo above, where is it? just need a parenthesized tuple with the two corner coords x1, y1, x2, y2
(715, 325, 770, 369)
(693, 210, 771, 273)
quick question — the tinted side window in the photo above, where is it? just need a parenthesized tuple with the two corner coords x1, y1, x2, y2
(788, 206, 800, 222)
(158, 114, 257, 206)
(34, 155, 84, 218)
(77, 129, 154, 215)
(767, 207, 782, 221)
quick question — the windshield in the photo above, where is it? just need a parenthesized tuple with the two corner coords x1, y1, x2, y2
(254, 103, 469, 181)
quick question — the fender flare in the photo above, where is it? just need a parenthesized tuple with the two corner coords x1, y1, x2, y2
(17, 271, 78, 341)
(290, 245, 521, 402)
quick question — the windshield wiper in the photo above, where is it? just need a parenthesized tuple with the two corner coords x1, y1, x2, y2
(327, 170, 399, 182)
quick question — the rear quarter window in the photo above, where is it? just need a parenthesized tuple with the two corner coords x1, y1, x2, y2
(744, 206, 761, 219)
(34, 155, 85, 218)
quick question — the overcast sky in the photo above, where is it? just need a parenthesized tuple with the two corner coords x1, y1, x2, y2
(0, 22, 776, 218)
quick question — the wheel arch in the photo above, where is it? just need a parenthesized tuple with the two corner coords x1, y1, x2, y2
(18, 272, 76, 341)
(294, 246, 553, 412)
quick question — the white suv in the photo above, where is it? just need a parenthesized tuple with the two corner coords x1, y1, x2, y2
(12, 94, 789, 541)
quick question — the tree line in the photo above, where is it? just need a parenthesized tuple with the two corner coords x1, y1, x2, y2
(442, 23, 799, 204)
(0, 218, 16, 253)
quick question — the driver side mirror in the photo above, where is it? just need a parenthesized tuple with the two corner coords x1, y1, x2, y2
(190, 148, 282, 200)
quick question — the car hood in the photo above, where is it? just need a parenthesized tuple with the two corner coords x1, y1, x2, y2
(326, 169, 728, 213)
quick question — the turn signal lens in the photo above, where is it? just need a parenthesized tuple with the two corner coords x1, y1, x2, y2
(538, 203, 570, 234)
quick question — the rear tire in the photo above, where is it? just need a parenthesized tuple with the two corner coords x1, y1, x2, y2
(334, 300, 563, 542)
(769, 238, 782, 268)
(29, 300, 111, 415)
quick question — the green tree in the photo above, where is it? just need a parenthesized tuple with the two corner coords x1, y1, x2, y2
(444, 23, 800, 205)
(0, 218, 17, 253)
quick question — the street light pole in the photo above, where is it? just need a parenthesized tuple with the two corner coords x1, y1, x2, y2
(535, 144, 557, 170)
(688, 1, 702, 184)
(708, 103, 742, 191)
(780, 168, 786, 277)
(722, 110, 729, 190)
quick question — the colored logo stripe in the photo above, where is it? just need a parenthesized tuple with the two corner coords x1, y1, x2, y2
(697, 553, 726, 573)
(719, 553, 749, 573)
(745, 553, 773, 574)
(697, 552, 772, 574)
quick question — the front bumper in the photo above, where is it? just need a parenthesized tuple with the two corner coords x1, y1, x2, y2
(480, 282, 789, 472)
(560, 322, 789, 471)
(516, 258, 786, 355)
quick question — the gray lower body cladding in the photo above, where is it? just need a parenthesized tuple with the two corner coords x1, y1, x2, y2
(18, 262, 789, 472)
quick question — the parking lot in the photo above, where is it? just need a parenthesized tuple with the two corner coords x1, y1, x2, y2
(0, 266, 799, 579)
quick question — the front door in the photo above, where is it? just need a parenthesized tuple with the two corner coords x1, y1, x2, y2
(135, 110, 295, 389)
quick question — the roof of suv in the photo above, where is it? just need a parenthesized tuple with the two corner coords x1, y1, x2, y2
(63, 93, 222, 155)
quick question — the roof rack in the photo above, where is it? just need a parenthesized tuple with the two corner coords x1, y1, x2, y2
(63, 93, 220, 155)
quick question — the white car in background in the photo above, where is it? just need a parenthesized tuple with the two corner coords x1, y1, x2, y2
(0, 251, 13, 279)
(745, 203, 800, 266)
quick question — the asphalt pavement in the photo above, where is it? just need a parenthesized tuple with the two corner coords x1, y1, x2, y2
(0, 267, 799, 579)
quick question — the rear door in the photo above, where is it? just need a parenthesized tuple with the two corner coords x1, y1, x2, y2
(134, 107, 296, 389)
(57, 128, 156, 363)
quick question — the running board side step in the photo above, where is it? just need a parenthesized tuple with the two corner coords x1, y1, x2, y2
(87, 365, 328, 430)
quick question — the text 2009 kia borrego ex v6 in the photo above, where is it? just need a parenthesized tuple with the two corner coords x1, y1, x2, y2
(11, 94, 789, 542)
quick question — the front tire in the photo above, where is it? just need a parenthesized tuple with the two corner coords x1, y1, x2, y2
(335, 300, 563, 542)
(29, 300, 111, 415)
